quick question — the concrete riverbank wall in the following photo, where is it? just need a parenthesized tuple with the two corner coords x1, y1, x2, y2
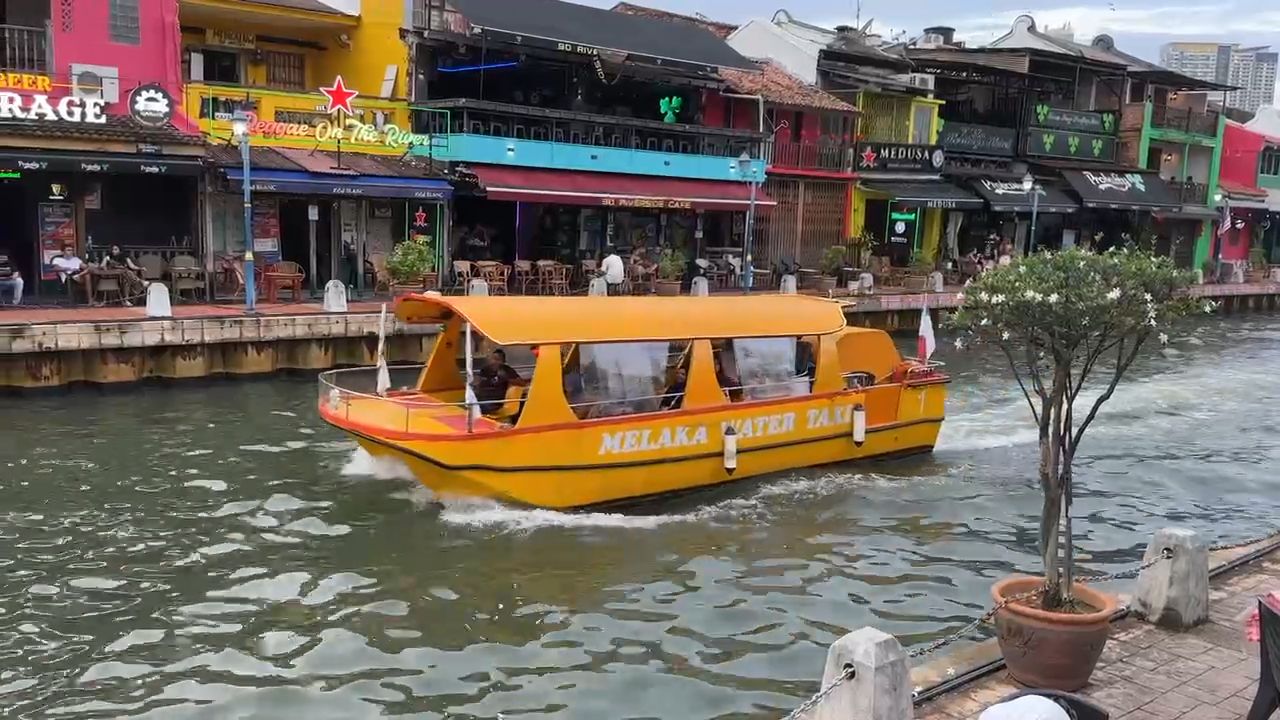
(2, 281, 1278, 389)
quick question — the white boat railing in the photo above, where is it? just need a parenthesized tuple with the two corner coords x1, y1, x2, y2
(318, 365, 481, 433)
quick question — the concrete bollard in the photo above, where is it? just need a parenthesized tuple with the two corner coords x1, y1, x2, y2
(928, 271, 944, 292)
(145, 283, 171, 318)
(690, 276, 709, 296)
(859, 272, 875, 295)
(323, 280, 348, 312)
(1133, 527, 1209, 629)
(588, 277, 607, 296)
(468, 278, 489, 296)
(815, 627, 912, 720)
(780, 274, 798, 294)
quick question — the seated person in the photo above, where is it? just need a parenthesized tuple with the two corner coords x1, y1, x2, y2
(795, 339, 816, 381)
(50, 245, 89, 299)
(470, 349, 527, 416)
(660, 367, 687, 410)
(0, 250, 22, 305)
(715, 355, 742, 402)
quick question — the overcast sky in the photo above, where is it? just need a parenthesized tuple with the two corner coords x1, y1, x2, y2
(583, 0, 1279, 68)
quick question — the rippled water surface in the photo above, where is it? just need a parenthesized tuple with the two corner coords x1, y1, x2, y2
(3, 316, 1279, 718)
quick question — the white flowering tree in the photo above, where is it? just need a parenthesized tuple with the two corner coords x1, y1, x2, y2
(951, 248, 1202, 609)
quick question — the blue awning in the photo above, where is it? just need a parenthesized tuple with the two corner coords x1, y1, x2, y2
(224, 169, 452, 201)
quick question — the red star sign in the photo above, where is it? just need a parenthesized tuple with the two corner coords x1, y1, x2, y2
(320, 75, 359, 115)
(413, 207, 428, 227)
(859, 146, 878, 168)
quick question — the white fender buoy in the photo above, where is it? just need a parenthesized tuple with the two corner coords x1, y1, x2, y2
(723, 426, 738, 474)
(690, 276, 709, 296)
(323, 280, 348, 312)
(145, 282, 171, 317)
(327, 387, 341, 411)
(852, 403, 867, 446)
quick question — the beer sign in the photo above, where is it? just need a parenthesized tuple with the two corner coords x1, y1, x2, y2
(0, 72, 107, 124)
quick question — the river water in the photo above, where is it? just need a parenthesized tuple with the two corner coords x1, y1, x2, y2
(3, 316, 1279, 719)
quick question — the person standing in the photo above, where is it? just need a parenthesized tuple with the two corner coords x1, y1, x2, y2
(0, 250, 22, 305)
(600, 246, 625, 296)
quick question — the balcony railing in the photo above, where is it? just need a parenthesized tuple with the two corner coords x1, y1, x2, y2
(0, 23, 50, 74)
(411, 0, 469, 33)
(1150, 104, 1220, 138)
(1167, 179, 1210, 205)
(766, 140, 855, 173)
(414, 98, 763, 160)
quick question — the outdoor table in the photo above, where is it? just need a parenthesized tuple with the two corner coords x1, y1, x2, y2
(263, 270, 303, 303)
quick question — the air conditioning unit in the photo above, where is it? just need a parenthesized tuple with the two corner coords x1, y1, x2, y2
(906, 73, 936, 90)
(70, 64, 120, 104)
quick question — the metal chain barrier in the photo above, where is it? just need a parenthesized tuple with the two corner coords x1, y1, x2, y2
(780, 665, 857, 720)
(780, 549, 1179, 719)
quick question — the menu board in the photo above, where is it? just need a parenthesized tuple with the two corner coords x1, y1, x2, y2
(38, 203, 75, 280)
(251, 198, 280, 263)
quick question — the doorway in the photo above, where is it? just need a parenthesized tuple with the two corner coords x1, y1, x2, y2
(0, 177, 32, 282)
(279, 198, 333, 293)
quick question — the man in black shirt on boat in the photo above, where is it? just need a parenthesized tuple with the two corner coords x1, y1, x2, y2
(472, 349, 527, 415)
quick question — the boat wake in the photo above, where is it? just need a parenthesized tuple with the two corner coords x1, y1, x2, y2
(340, 448, 416, 480)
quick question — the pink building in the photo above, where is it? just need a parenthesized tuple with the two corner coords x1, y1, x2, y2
(0, 0, 202, 295)
(1215, 121, 1271, 263)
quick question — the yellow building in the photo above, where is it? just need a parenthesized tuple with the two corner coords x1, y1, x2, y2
(846, 90, 951, 266)
(178, 0, 417, 154)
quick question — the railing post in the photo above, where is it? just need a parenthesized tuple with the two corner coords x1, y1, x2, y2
(815, 628, 912, 720)
(1133, 527, 1209, 630)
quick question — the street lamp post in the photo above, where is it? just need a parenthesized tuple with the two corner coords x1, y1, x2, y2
(232, 112, 256, 312)
(1022, 171, 1040, 255)
(737, 152, 758, 292)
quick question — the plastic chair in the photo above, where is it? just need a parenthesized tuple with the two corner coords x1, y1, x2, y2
(137, 254, 165, 282)
(451, 260, 474, 295)
(94, 273, 124, 305)
(1248, 599, 1280, 720)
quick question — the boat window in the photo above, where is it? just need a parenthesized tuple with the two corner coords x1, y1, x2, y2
(727, 337, 810, 401)
(576, 342, 669, 419)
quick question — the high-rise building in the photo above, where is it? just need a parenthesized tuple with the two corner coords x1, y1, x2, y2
(1160, 42, 1278, 113)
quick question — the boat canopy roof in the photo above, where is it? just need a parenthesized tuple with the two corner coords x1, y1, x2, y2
(394, 294, 849, 345)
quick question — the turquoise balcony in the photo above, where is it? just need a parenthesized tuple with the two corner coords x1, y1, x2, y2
(411, 99, 765, 182)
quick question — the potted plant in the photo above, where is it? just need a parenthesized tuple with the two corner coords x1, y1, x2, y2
(847, 230, 875, 269)
(951, 248, 1198, 691)
(655, 247, 686, 296)
(1249, 245, 1268, 283)
(817, 245, 845, 291)
(1200, 258, 1217, 285)
(387, 235, 436, 293)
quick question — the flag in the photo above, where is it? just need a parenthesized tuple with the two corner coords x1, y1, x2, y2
(917, 303, 936, 361)
(1218, 196, 1232, 238)
(464, 385, 482, 423)
(375, 304, 390, 396)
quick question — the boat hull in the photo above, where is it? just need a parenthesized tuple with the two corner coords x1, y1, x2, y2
(327, 386, 946, 509)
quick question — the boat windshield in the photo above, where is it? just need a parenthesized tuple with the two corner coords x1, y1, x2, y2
(725, 337, 810, 401)
(576, 341, 669, 418)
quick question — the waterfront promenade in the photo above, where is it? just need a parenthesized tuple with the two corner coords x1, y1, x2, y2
(911, 538, 1280, 720)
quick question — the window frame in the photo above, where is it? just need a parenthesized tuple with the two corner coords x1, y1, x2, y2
(108, 0, 141, 45)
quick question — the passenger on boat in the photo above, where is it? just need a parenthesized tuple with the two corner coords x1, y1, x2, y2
(472, 349, 527, 416)
(660, 367, 687, 410)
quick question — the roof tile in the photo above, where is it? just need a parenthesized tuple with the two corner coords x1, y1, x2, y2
(720, 61, 857, 113)
(609, 2, 737, 39)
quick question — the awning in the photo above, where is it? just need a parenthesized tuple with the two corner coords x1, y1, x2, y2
(1221, 182, 1271, 210)
(1267, 190, 1280, 212)
(469, 165, 775, 211)
(859, 180, 983, 210)
(969, 178, 1079, 213)
(0, 150, 202, 176)
(225, 169, 453, 200)
(1061, 170, 1179, 210)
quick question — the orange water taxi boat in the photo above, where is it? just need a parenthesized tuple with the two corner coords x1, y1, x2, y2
(318, 294, 947, 508)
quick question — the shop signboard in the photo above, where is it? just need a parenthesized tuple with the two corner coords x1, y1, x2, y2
(937, 121, 1017, 157)
(1024, 128, 1117, 162)
(856, 143, 946, 172)
(0, 72, 106, 124)
(206, 29, 256, 49)
(600, 196, 695, 210)
(1029, 104, 1117, 135)
(38, 203, 75, 280)
(252, 199, 281, 263)
(244, 112, 430, 150)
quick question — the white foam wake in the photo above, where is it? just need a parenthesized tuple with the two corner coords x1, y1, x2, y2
(340, 448, 417, 481)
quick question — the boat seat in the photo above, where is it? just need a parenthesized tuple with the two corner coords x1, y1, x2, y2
(490, 385, 527, 421)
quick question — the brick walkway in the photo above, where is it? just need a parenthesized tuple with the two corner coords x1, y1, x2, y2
(0, 301, 387, 326)
(917, 551, 1279, 719)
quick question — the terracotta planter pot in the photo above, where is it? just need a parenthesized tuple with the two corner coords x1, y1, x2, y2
(655, 280, 682, 296)
(991, 576, 1118, 691)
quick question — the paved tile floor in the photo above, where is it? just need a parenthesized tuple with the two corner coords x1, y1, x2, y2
(917, 552, 1280, 719)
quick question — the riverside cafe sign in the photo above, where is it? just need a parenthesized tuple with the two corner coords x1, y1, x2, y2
(0, 72, 107, 123)
(242, 76, 429, 151)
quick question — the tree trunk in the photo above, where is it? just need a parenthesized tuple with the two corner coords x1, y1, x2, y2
(1040, 367, 1070, 610)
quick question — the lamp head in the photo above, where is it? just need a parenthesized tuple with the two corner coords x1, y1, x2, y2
(1021, 172, 1034, 193)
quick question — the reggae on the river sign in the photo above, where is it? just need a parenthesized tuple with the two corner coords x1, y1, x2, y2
(241, 76, 428, 150)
